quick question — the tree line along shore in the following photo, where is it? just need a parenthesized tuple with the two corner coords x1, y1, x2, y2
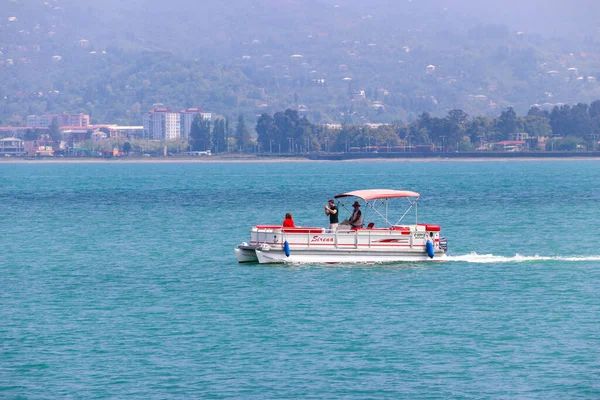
(191, 102, 600, 155)
(3, 101, 600, 158)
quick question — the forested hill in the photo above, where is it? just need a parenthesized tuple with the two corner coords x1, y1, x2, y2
(1, 0, 600, 126)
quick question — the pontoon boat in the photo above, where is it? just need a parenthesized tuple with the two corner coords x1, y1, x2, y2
(235, 189, 448, 264)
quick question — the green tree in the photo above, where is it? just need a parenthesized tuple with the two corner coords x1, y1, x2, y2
(445, 109, 468, 150)
(522, 115, 551, 138)
(256, 113, 274, 151)
(570, 103, 592, 138)
(190, 114, 212, 151)
(123, 141, 132, 154)
(373, 125, 402, 148)
(589, 100, 600, 135)
(225, 117, 231, 152)
(235, 114, 251, 151)
(24, 129, 39, 141)
(549, 105, 571, 137)
(465, 116, 494, 147)
(272, 109, 305, 152)
(447, 109, 468, 126)
(315, 125, 338, 152)
(496, 107, 522, 139)
(213, 118, 226, 153)
(297, 116, 319, 152)
(332, 125, 362, 151)
(417, 113, 449, 146)
(49, 117, 61, 145)
(527, 106, 549, 118)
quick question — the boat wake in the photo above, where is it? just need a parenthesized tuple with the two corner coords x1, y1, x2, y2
(442, 252, 600, 263)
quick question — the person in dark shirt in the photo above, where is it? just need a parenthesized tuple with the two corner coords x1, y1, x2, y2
(283, 212, 295, 227)
(324, 199, 339, 230)
(348, 201, 363, 228)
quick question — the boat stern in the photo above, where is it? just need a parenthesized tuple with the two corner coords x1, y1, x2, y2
(235, 243, 259, 263)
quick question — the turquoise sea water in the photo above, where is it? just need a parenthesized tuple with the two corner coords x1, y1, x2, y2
(1, 160, 600, 398)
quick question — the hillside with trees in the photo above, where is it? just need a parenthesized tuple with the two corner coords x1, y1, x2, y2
(1, 0, 600, 127)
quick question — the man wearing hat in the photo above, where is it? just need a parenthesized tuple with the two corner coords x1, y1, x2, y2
(348, 201, 363, 228)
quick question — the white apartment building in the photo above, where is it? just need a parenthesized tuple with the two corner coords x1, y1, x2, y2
(180, 108, 212, 139)
(143, 108, 181, 140)
(27, 113, 90, 127)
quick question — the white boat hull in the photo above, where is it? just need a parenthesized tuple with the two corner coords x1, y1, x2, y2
(235, 244, 259, 263)
(255, 248, 440, 264)
(235, 225, 447, 264)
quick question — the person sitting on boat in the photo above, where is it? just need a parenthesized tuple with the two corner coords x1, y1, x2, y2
(348, 201, 363, 228)
(324, 199, 339, 230)
(283, 212, 295, 227)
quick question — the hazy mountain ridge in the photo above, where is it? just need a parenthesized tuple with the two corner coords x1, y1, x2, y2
(1, 0, 600, 125)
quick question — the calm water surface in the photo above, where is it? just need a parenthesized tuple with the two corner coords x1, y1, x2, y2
(1, 161, 599, 398)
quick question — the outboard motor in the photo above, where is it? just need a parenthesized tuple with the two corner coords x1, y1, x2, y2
(439, 237, 448, 253)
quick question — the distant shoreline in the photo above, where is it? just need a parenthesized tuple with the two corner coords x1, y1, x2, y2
(2, 155, 600, 163)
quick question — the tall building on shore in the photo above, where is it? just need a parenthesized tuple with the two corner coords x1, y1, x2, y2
(180, 108, 212, 139)
(142, 108, 181, 140)
(26, 113, 90, 127)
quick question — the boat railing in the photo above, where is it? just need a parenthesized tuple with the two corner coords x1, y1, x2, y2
(253, 224, 425, 250)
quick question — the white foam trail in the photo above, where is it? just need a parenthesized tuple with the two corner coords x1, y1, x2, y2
(440, 253, 600, 263)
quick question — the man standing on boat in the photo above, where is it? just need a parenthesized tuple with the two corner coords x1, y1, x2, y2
(324, 199, 339, 231)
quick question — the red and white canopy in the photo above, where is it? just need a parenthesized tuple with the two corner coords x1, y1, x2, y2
(334, 189, 420, 201)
